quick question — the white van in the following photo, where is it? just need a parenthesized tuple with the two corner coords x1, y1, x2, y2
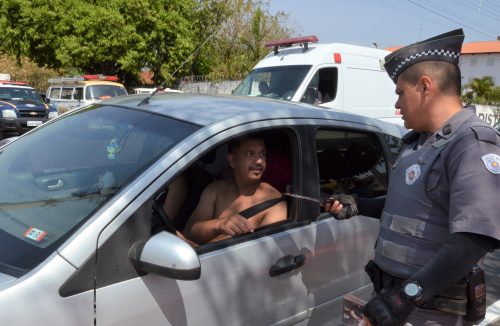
(46, 75, 128, 113)
(233, 36, 403, 126)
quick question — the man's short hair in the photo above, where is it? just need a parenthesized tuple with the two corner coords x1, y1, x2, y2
(228, 135, 265, 154)
(399, 61, 462, 96)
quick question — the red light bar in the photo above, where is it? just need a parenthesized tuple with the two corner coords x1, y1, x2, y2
(0, 80, 30, 86)
(333, 53, 342, 63)
(265, 35, 318, 48)
(82, 74, 119, 82)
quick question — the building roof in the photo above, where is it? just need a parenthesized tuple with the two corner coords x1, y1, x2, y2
(385, 41, 500, 54)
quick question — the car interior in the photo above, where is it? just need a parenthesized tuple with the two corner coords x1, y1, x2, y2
(152, 129, 294, 248)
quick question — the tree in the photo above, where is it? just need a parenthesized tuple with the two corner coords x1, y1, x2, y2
(0, 0, 222, 86)
(462, 76, 496, 105)
(205, 0, 295, 80)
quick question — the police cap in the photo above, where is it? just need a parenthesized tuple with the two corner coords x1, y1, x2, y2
(384, 28, 465, 83)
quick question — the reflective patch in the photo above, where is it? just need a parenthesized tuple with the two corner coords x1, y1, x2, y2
(481, 153, 500, 174)
(405, 164, 421, 185)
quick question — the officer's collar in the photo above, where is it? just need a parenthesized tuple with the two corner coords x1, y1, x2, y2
(434, 108, 475, 139)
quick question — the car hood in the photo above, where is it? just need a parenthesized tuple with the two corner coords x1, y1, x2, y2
(4, 100, 46, 111)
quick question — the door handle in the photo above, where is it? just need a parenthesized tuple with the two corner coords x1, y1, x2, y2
(269, 254, 306, 277)
(47, 179, 64, 191)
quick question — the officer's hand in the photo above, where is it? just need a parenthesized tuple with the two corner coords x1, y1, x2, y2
(324, 194, 359, 220)
(362, 287, 416, 326)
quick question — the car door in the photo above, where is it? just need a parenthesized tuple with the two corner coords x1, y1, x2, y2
(92, 123, 323, 326)
(92, 120, 400, 325)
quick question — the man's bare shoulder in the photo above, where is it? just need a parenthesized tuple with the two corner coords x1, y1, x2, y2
(260, 182, 282, 198)
(205, 178, 233, 194)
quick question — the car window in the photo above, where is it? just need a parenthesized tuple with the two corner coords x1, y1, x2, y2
(155, 128, 296, 249)
(383, 134, 404, 161)
(61, 87, 74, 100)
(300, 67, 338, 105)
(0, 105, 198, 276)
(315, 129, 389, 202)
(233, 65, 312, 101)
(86, 85, 128, 100)
(48, 87, 61, 99)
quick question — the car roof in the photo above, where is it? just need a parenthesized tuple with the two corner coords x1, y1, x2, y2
(101, 93, 406, 137)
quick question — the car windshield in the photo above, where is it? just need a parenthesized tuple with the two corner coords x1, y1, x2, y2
(0, 105, 198, 277)
(232, 65, 311, 101)
(0, 87, 44, 104)
(85, 85, 128, 100)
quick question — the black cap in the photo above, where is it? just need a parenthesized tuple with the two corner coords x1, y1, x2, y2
(384, 29, 465, 83)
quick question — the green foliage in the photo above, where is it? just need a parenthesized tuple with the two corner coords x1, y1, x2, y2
(462, 76, 499, 105)
(0, 0, 295, 85)
(203, 0, 295, 80)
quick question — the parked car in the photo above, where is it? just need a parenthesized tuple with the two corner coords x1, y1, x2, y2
(0, 93, 405, 325)
(0, 80, 58, 139)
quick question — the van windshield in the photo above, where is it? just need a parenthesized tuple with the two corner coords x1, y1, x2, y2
(86, 85, 128, 100)
(233, 65, 311, 101)
(0, 105, 198, 277)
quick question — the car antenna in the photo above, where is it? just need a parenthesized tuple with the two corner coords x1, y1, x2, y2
(137, 30, 219, 107)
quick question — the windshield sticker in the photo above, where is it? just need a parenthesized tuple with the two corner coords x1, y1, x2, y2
(107, 137, 121, 160)
(24, 227, 48, 242)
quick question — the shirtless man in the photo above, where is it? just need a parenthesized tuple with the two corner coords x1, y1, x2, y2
(184, 135, 287, 244)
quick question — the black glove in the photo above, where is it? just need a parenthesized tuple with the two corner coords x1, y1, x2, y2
(362, 286, 416, 326)
(330, 194, 359, 220)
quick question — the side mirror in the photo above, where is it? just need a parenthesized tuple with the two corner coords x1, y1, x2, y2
(44, 97, 51, 104)
(130, 231, 201, 280)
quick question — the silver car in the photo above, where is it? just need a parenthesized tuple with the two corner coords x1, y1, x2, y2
(0, 93, 405, 325)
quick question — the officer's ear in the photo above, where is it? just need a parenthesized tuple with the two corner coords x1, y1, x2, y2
(419, 76, 432, 95)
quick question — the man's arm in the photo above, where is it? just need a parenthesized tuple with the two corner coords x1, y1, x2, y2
(183, 183, 218, 244)
(184, 182, 254, 244)
(259, 200, 287, 227)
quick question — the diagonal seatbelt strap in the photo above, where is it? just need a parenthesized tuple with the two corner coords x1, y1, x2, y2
(238, 196, 285, 219)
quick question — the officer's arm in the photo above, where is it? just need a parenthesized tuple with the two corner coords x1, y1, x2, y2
(411, 232, 495, 301)
(362, 232, 495, 325)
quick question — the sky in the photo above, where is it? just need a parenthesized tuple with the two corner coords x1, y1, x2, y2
(268, 0, 500, 49)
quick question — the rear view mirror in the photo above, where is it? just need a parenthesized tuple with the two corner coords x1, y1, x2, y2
(130, 231, 200, 280)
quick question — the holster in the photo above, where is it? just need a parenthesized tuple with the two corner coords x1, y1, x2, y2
(364, 260, 383, 293)
(364, 261, 486, 322)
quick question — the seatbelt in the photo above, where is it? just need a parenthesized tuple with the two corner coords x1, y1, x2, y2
(238, 196, 285, 219)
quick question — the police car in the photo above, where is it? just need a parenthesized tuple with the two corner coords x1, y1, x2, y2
(0, 93, 405, 325)
(0, 79, 58, 139)
(46, 74, 128, 113)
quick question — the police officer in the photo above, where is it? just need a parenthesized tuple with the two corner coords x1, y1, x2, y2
(326, 29, 500, 326)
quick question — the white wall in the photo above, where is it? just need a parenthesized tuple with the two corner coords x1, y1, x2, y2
(459, 53, 500, 84)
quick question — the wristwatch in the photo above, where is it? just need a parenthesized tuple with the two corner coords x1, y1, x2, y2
(402, 280, 423, 304)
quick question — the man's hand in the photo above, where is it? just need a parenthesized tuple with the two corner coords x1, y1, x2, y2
(324, 194, 359, 220)
(216, 214, 254, 237)
(362, 287, 416, 326)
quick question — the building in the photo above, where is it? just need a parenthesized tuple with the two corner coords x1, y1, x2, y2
(460, 41, 500, 84)
(386, 39, 500, 85)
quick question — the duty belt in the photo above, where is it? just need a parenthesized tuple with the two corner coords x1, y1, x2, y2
(367, 261, 468, 316)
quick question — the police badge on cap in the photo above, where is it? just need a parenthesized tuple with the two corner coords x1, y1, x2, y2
(384, 29, 465, 83)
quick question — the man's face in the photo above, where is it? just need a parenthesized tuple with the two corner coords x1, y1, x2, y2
(395, 77, 425, 130)
(230, 138, 267, 182)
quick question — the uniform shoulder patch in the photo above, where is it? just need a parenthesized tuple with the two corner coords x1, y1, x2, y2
(481, 153, 500, 174)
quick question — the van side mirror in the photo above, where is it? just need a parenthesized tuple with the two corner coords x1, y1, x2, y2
(129, 231, 201, 280)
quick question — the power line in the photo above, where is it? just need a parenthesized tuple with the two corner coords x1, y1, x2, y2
(406, 0, 497, 39)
